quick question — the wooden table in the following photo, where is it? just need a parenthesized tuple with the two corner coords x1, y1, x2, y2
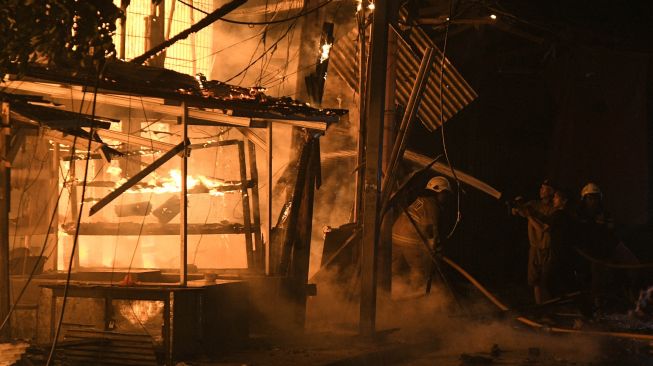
(40, 279, 246, 365)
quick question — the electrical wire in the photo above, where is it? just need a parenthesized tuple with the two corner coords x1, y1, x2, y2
(0, 79, 90, 335)
(438, 0, 462, 240)
(257, 0, 271, 86)
(46, 68, 104, 366)
(236, 32, 267, 86)
(109, 94, 134, 285)
(196, 29, 268, 65)
(10, 143, 49, 253)
(119, 95, 156, 281)
(177, 0, 333, 25)
(191, 129, 223, 265)
(0, 143, 74, 334)
(224, 20, 299, 83)
(259, 45, 301, 85)
(261, 59, 319, 89)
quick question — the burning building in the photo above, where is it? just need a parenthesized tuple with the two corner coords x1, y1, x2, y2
(1, 0, 653, 365)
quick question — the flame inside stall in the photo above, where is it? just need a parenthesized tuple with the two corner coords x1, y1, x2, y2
(55, 122, 277, 272)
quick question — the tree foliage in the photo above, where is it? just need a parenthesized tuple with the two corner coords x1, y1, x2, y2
(0, 0, 123, 76)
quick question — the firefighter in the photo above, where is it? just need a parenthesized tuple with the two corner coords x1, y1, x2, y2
(391, 176, 452, 295)
(513, 179, 557, 304)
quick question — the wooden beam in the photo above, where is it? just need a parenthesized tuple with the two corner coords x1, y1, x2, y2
(236, 127, 267, 152)
(0, 102, 11, 340)
(7, 81, 335, 130)
(97, 129, 176, 151)
(88, 140, 187, 216)
(180, 103, 188, 286)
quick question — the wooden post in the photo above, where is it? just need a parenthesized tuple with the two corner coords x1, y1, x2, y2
(353, 2, 368, 224)
(267, 123, 272, 275)
(285, 138, 319, 329)
(180, 103, 188, 286)
(0, 102, 11, 340)
(119, 1, 128, 60)
(247, 141, 264, 271)
(238, 141, 255, 269)
(145, 0, 166, 67)
(69, 159, 80, 270)
(359, 0, 389, 336)
(51, 143, 60, 272)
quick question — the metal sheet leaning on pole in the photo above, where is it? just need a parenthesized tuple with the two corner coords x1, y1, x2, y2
(380, 47, 436, 210)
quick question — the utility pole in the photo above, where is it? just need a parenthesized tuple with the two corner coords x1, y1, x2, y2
(359, 0, 388, 336)
(0, 102, 11, 340)
(378, 3, 399, 295)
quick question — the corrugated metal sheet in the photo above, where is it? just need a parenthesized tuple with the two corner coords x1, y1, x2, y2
(0, 342, 29, 366)
(330, 15, 477, 131)
(59, 328, 157, 366)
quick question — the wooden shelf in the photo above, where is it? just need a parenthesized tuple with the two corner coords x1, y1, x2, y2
(61, 222, 249, 236)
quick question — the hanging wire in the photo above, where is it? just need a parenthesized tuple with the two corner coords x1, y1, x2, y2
(0, 139, 75, 335)
(177, 0, 333, 25)
(0, 79, 92, 335)
(225, 19, 299, 83)
(46, 66, 106, 365)
(438, 0, 463, 240)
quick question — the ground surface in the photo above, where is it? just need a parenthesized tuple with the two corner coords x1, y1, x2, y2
(195, 289, 653, 366)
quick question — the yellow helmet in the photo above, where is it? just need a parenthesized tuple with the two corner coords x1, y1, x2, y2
(426, 176, 451, 193)
(581, 182, 602, 199)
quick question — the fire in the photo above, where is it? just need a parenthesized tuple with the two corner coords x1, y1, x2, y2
(106, 166, 122, 177)
(356, 0, 375, 12)
(118, 300, 164, 326)
(119, 169, 229, 197)
(319, 42, 332, 64)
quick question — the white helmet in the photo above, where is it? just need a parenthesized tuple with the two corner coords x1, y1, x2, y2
(581, 182, 602, 199)
(426, 176, 451, 193)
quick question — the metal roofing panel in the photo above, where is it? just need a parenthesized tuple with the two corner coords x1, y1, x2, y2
(330, 17, 477, 132)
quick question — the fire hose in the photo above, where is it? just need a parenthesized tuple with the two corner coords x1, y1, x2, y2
(401, 206, 653, 341)
(440, 255, 653, 341)
(574, 247, 653, 270)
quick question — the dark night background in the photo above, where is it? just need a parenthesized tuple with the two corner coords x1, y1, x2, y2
(403, 0, 653, 298)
